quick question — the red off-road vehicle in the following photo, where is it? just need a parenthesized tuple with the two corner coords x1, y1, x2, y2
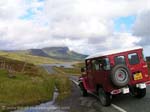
(79, 47, 150, 106)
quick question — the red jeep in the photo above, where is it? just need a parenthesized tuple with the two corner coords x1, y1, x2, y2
(79, 47, 150, 106)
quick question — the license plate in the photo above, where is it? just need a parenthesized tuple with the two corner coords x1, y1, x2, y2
(134, 73, 143, 80)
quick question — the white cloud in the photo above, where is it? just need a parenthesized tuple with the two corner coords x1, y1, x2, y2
(133, 10, 150, 45)
(105, 32, 141, 49)
(42, 0, 149, 54)
(0, 0, 27, 20)
(63, 32, 140, 54)
(0, 19, 66, 50)
(0, 0, 149, 55)
(132, 10, 150, 56)
(50, 18, 113, 39)
(72, 0, 150, 19)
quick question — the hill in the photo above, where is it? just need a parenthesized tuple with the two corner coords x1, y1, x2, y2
(42, 47, 87, 60)
(0, 51, 61, 65)
(28, 49, 49, 57)
(4, 47, 87, 61)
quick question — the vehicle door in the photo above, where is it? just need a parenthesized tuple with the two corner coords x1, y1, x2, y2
(93, 58, 110, 85)
(86, 60, 94, 91)
(91, 59, 101, 86)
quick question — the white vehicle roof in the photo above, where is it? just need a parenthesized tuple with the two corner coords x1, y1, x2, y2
(86, 46, 143, 59)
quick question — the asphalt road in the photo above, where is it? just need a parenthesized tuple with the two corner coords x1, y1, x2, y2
(70, 76, 150, 112)
(111, 86, 150, 112)
(41, 63, 74, 74)
(42, 64, 150, 112)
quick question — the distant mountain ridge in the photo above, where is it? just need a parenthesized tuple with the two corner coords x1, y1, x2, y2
(4, 47, 87, 61)
(28, 49, 49, 57)
(42, 47, 87, 60)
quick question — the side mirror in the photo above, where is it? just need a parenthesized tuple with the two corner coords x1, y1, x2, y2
(81, 67, 86, 72)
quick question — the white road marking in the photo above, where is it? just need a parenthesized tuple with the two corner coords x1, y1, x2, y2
(111, 104, 127, 112)
(70, 79, 79, 86)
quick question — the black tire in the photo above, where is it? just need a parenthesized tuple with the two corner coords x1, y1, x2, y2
(133, 88, 146, 98)
(98, 88, 111, 106)
(110, 64, 130, 87)
(79, 82, 88, 97)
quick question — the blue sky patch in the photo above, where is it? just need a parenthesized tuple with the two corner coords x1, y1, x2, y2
(25, 0, 45, 3)
(37, 7, 44, 11)
(20, 8, 35, 20)
(20, 0, 44, 20)
(37, 0, 45, 2)
(114, 16, 136, 32)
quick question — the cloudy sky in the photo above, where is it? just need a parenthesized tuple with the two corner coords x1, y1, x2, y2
(0, 0, 150, 56)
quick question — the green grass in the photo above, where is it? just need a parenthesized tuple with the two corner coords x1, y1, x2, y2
(0, 68, 55, 111)
(0, 51, 62, 65)
(72, 62, 85, 68)
(55, 75, 71, 101)
(0, 56, 71, 111)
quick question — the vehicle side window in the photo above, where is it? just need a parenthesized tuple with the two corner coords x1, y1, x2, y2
(102, 58, 111, 70)
(90, 58, 111, 71)
(92, 60, 100, 71)
(86, 60, 91, 70)
(128, 53, 139, 65)
(115, 56, 126, 65)
(97, 59, 103, 70)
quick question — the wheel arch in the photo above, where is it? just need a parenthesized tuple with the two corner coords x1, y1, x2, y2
(79, 77, 89, 90)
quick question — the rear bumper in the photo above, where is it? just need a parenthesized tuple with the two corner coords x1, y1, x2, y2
(136, 83, 146, 89)
(111, 83, 147, 95)
(111, 87, 129, 95)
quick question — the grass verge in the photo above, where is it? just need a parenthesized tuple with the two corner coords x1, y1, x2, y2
(55, 75, 71, 101)
(0, 68, 55, 112)
(0, 57, 71, 112)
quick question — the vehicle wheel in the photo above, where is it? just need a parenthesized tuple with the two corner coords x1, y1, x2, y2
(79, 82, 88, 97)
(98, 88, 111, 106)
(111, 64, 130, 87)
(134, 88, 146, 98)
